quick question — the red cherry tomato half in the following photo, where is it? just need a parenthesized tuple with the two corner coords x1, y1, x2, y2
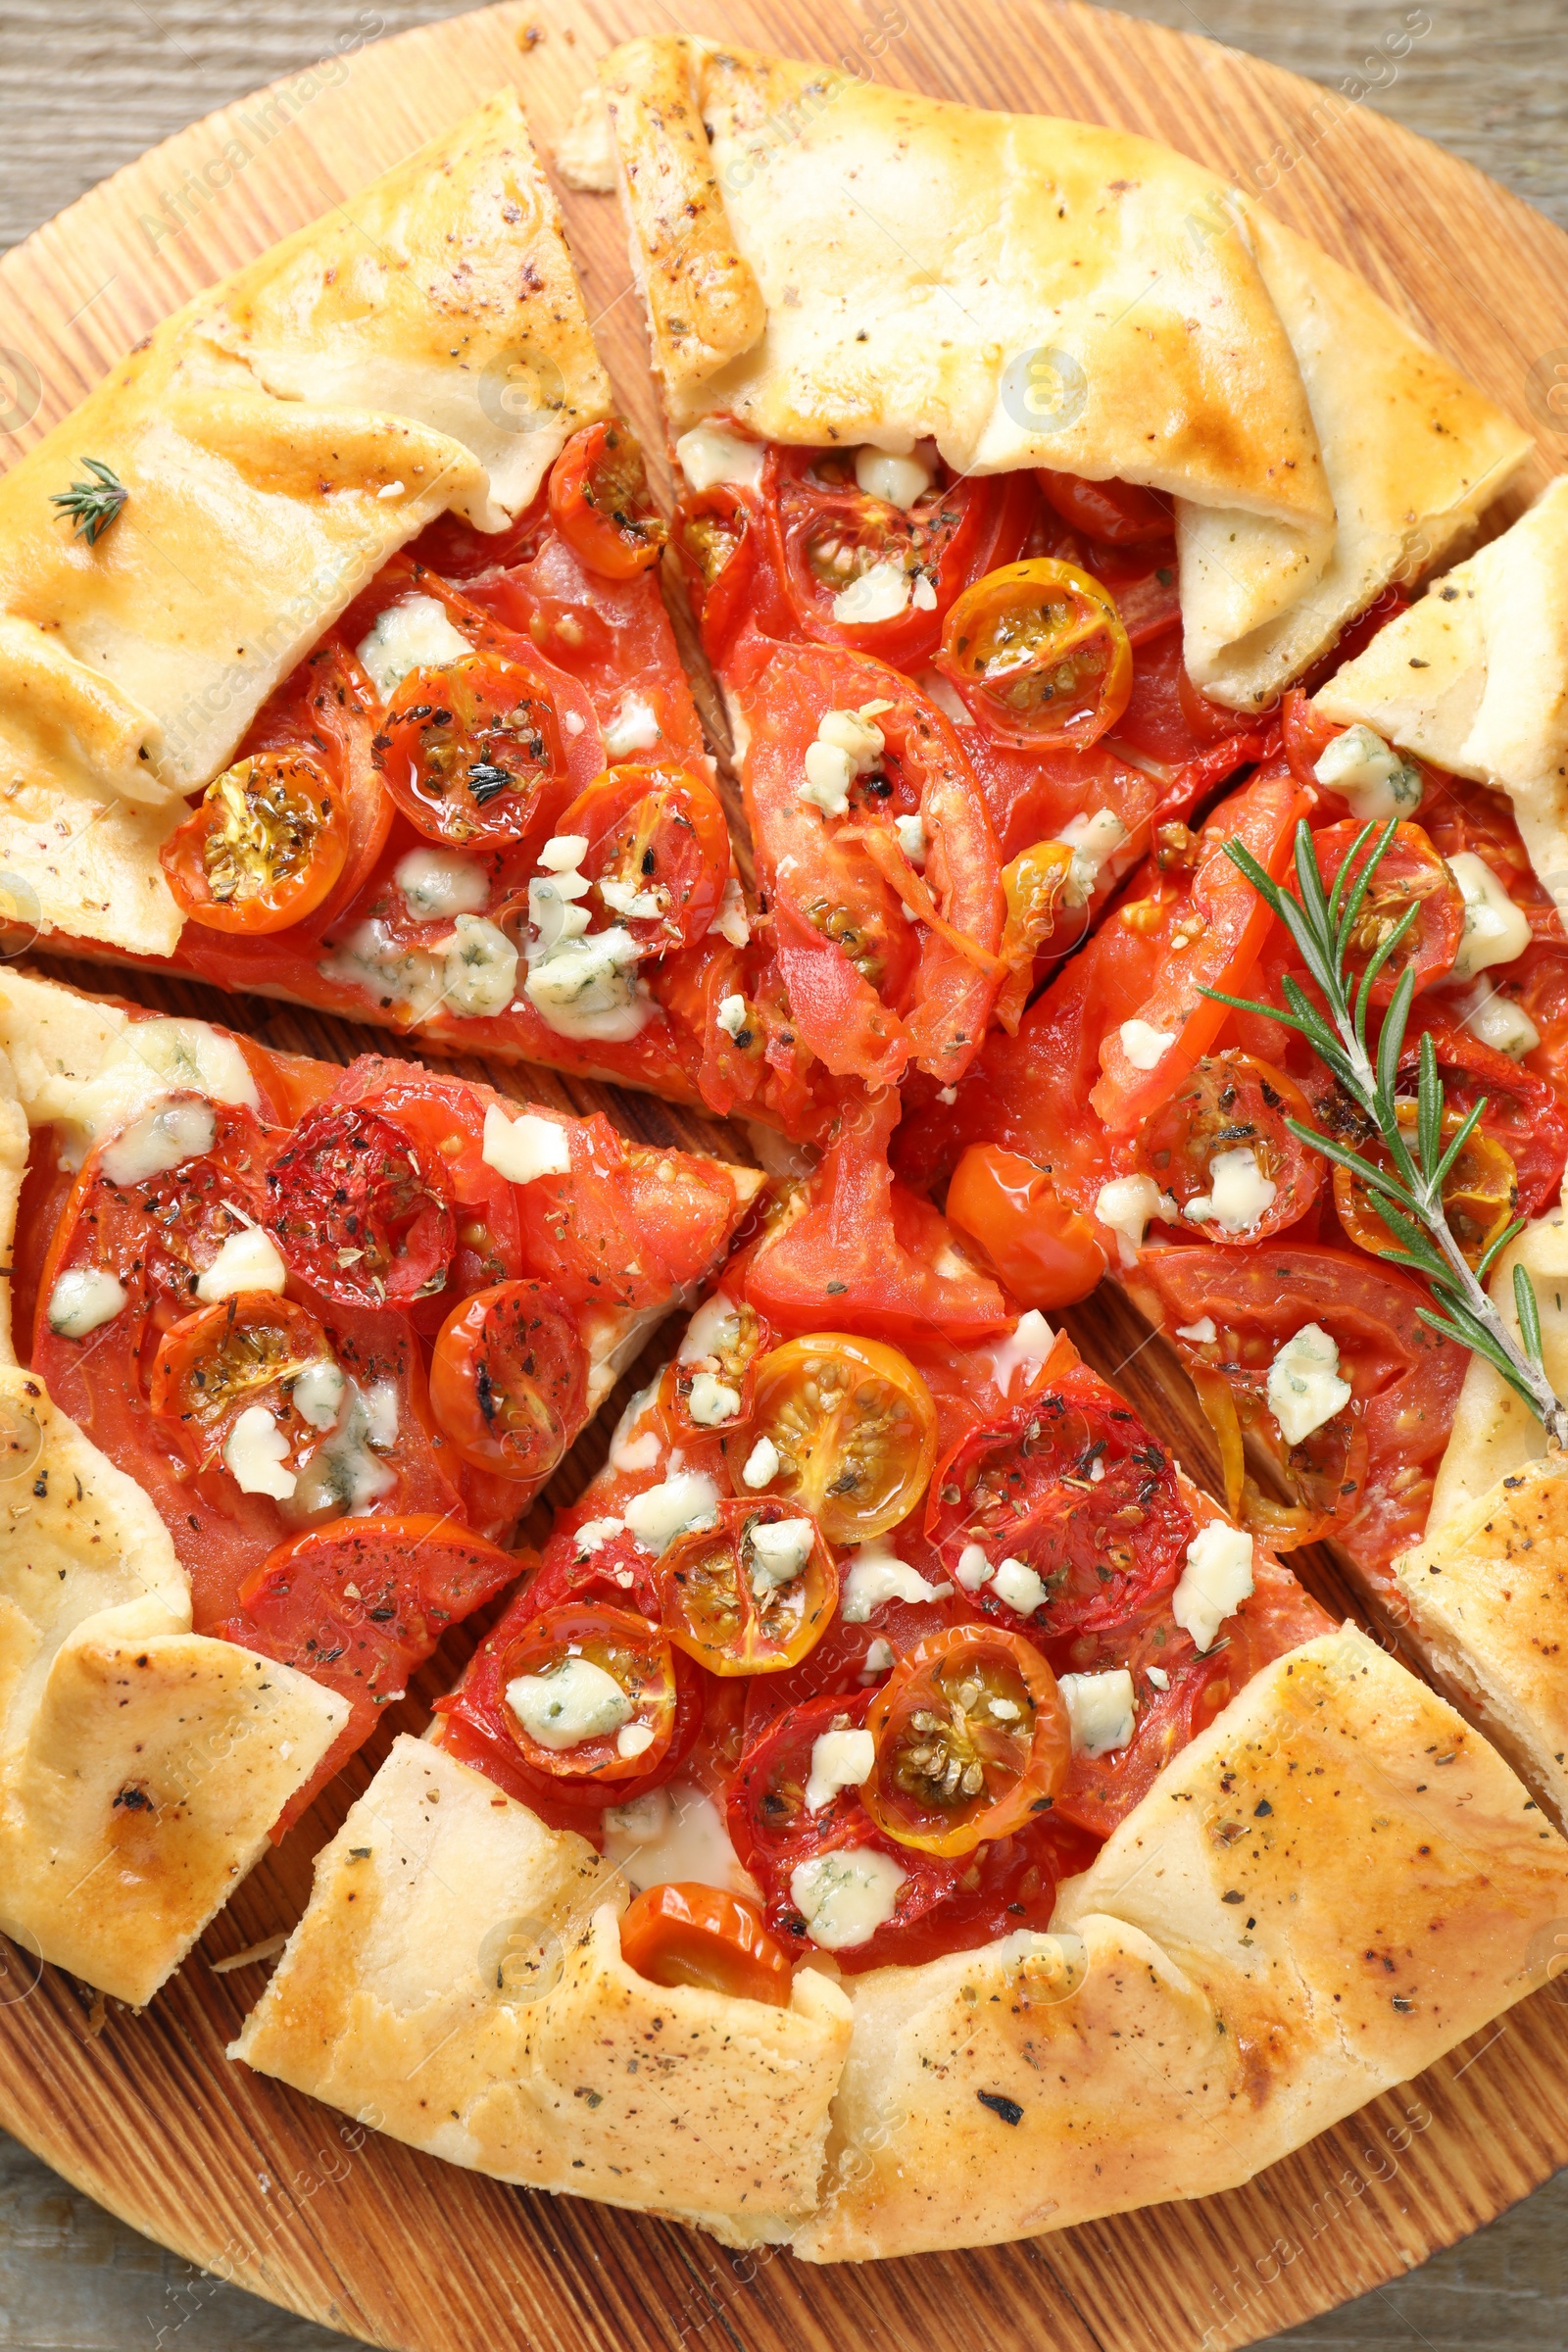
(673, 482, 760, 661)
(936, 559, 1133, 749)
(945, 1145, 1107, 1308)
(618, 1882, 793, 2006)
(556, 760, 731, 956)
(377, 649, 567, 847)
(267, 1102, 455, 1308)
(1035, 469, 1173, 545)
(498, 1603, 677, 1783)
(660, 1497, 838, 1677)
(1133, 1052, 1323, 1245)
(548, 419, 668, 579)
(861, 1625, 1070, 1856)
(1297, 821, 1463, 1004)
(926, 1363, 1195, 1632)
(428, 1279, 587, 1481)
(163, 751, 350, 933)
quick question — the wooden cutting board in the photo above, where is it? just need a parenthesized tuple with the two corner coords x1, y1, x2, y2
(4, 4, 1568, 2346)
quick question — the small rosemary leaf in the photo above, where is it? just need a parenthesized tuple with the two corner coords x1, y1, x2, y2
(1199, 983, 1321, 1046)
(1516, 1263, 1545, 1363)
(1361, 900, 1422, 1013)
(1376, 965, 1416, 1121)
(1332, 819, 1388, 951)
(1371, 1196, 1444, 1264)
(1430, 1096, 1487, 1194)
(1284, 1117, 1406, 1197)
(1417, 1030, 1443, 1178)
(1476, 1217, 1527, 1280)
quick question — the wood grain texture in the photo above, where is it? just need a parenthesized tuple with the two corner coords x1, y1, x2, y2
(2, 5, 1568, 2348)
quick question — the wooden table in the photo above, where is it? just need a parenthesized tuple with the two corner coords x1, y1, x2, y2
(2, 3, 1567, 2346)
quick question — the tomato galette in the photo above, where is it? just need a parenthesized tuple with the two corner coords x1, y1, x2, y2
(7, 33, 1568, 2276)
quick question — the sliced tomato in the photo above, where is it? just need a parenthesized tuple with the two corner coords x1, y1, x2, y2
(1299, 821, 1462, 1003)
(661, 1497, 837, 1676)
(377, 649, 568, 848)
(163, 751, 349, 933)
(428, 1280, 587, 1481)
(548, 420, 667, 579)
(618, 1884, 792, 2005)
(764, 448, 1029, 664)
(495, 1603, 678, 1783)
(926, 1363, 1196, 1633)
(267, 1101, 455, 1309)
(673, 481, 764, 662)
(1035, 469, 1172, 545)
(861, 1625, 1069, 1856)
(1052, 1555, 1333, 1837)
(937, 559, 1133, 749)
(944, 1145, 1107, 1308)
(216, 1514, 518, 1827)
(745, 1090, 1010, 1345)
(1131, 1246, 1466, 1575)
(1090, 760, 1313, 1134)
(512, 1112, 739, 1315)
(741, 1332, 937, 1544)
(1133, 1052, 1323, 1243)
(556, 761, 730, 956)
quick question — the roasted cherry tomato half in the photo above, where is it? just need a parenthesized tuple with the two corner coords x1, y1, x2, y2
(556, 761, 730, 956)
(377, 650, 567, 847)
(926, 1364, 1195, 1632)
(743, 1334, 938, 1544)
(162, 750, 350, 933)
(268, 1102, 455, 1308)
(148, 1292, 337, 1470)
(500, 1604, 677, 1783)
(660, 1497, 837, 1677)
(1299, 821, 1463, 1004)
(548, 420, 667, 579)
(618, 1882, 793, 2006)
(669, 1295, 773, 1441)
(674, 482, 759, 658)
(1133, 1052, 1323, 1245)
(946, 1145, 1107, 1310)
(936, 559, 1133, 749)
(428, 1279, 587, 1481)
(1034, 468, 1172, 545)
(1333, 1102, 1517, 1270)
(861, 1625, 1069, 1857)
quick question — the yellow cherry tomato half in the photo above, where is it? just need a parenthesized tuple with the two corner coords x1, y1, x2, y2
(660, 1496, 837, 1676)
(937, 558, 1133, 749)
(861, 1623, 1070, 1856)
(742, 1333, 938, 1544)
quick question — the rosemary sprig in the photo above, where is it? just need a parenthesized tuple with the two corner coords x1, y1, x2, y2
(1201, 815, 1568, 1450)
(50, 458, 127, 544)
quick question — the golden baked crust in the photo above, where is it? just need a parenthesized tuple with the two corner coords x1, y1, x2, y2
(0, 90, 610, 957)
(1314, 478, 1568, 923)
(794, 1626, 1568, 2259)
(599, 38, 1527, 710)
(232, 1737, 855, 2245)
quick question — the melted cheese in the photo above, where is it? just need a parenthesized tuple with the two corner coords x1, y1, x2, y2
(1119, 1018, 1175, 1071)
(194, 1223, 288, 1301)
(1448, 853, 1532, 980)
(444, 916, 517, 1016)
(1173, 1521, 1255, 1653)
(481, 1104, 571, 1185)
(290, 1360, 345, 1431)
(395, 848, 489, 920)
(708, 875, 752, 949)
(854, 446, 935, 509)
(1454, 982, 1541, 1059)
(748, 1517, 816, 1588)
(1183, 1145, 1277, 1235)
(990, 1555, 1047, 1618)
(1312, 723, 1423, 819)
(524, 927, 651, 1043)
(507, 1656, 630, 1750)
(841, 1546, 946, 1622)
(356, 595, 471, 698)
(602, 1779, 760, 1898)
(832, 561, 910, 625)
(47, 1267, 127, 1339)
(982, 1309, 1055, 1396)
(741, 1435, 780, 1490)
(223, 1405, 296, 1500)
(288, 1380, 395, 1517)
(622, 1472, 720, 1554)
(1267, 1323, 1351, 1445)
(1055, 808, 1129, 906)
(686, 1371, 741, 1426)
(790, 1847, 906, 1950)
(1059, 1669, 1136, 1757)
(1095, 1174, 1175, 1267)
(99, 1097, 217, 1187)
(320, 919, 445, 1021)
(32, 1016, 259, 1172)
(603, 693, 660, 759)
(674, 424, 765, 491)
(805, 1728, 875, 1811)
